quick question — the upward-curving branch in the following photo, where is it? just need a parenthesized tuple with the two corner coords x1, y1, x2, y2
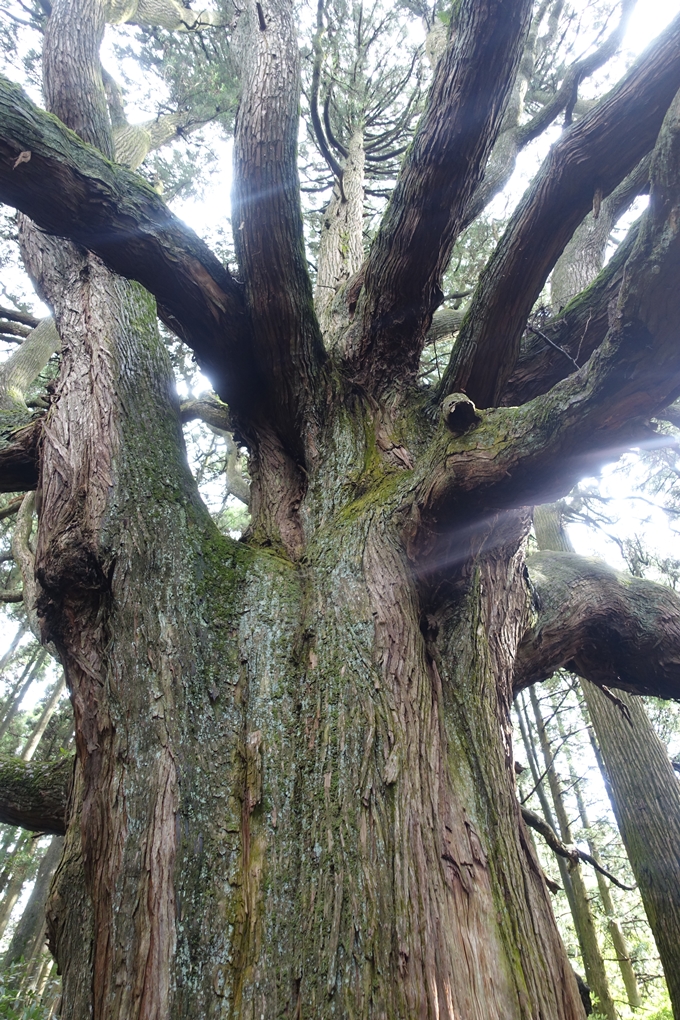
(411, 86, 680, 539)
(442, 13, 680, 408)
(341, 0, 533, 396)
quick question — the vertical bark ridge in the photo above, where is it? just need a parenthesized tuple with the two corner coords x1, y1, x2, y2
(24, 5, 251, 1016)
(27, 246, 258, 1019)
(43, 0, 113, 158)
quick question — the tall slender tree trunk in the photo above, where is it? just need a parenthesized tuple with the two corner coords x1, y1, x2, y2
(0, 318, 59, 411)
(515, 694, 582, 929)
(0, 835, 36, 942)
(4, 835, 63, 968)
(567, 751, 641, 1009)
(20, 674, 66, 762)
(0, 623, 28, 672)
(0, 648, 46, 741)
(586, 688, 680, 1018)
(528, 687, 617, 1020)
(550, 695, 640, 1008)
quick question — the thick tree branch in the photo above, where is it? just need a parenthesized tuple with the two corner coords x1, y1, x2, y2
(0, 753, 71, 834)
(102, 68, 225, 173)
(500, 161, 648, 407)
(180, 396, 251, 504)
(500, 218, 641, 407)
(441, 13, 680, 408)
(549, 153, 650, 312)
(12, 491, 44, 641)
(0, 495, 24, 519)
(514, 550, 680, 701)
(0, 76, 258, 416)
(0, 417, 41, 492)
(459, 0, 636, 234)
(341, 0, 533, 395)
(0, 321, 29, 341)
(232, 0, 325, 453)
(0, 316, 59, 410)
(0, 306, 40, 328)
(424, 306, 465, 348)
(410, 87, 680, 536)
(105, 0, 227, 31)
(180, 395, 234, 433)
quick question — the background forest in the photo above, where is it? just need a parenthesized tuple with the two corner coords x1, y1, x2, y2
(0, 0, 679, 1016)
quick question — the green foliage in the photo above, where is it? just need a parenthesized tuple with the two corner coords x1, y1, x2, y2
(214, 502, 250, 538)
(300, 0, 426, 262)
(111, 16, 239, 199)
(0, 961, 56, 1019)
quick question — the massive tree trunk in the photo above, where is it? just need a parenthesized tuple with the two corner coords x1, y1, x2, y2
(3, 1, 680, 1018)
(13, 5, 585, 1016)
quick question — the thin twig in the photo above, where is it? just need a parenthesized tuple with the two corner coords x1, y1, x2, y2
(528, 324, 580, 371)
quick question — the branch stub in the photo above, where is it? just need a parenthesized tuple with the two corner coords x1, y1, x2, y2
(441, 392, 482, 434)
